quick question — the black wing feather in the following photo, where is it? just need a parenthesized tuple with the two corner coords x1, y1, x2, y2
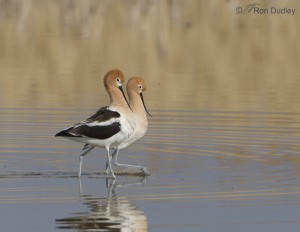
(83, 106, 120, 123)
(55, 129, 81, 137)
(55, 107, 121, 140)
(71, 122, 120, 140)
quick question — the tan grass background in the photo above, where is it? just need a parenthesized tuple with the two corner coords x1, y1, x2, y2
(0, 0, 299, 111)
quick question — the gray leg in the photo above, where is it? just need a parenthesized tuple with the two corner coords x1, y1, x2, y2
(112, 148, 150, 175)
(106, 147, 116, 179)
(112, 148, 119, 163)
(78, 176, 83, 196)
(106, 149, 117, 175)
(78, 146, 95, 177)
(107, 179, 117, 198)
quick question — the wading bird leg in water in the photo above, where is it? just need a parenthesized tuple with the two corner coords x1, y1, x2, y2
(106, 146, 116, 179)
(78, 146, 95, 177)
(106, 148, 150, 175)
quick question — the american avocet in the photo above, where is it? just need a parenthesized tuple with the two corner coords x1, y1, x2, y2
(106, 77, 152, 175)
(55, 69, 135, 178)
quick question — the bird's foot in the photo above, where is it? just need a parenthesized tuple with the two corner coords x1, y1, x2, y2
(142, 167, 150, 176)
(106, 173, 116, 179)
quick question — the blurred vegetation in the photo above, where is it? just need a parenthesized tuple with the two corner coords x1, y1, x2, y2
(0, 0, 299, 111)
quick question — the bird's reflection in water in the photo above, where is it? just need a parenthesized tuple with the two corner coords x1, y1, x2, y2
(56, 177, 148, 232)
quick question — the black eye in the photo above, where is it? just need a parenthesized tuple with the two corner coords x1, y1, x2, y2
(139, 85, 142, 89)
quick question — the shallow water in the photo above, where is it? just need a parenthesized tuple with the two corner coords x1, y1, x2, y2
(1, 109, 300, 231)
(1, 0, 300, 231)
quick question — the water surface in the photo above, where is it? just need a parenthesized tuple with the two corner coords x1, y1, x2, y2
(1, 1, 300, 231)
(1, 109, 300, 231)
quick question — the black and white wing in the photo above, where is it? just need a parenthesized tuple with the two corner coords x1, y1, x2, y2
(55, 107, 121, 140)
